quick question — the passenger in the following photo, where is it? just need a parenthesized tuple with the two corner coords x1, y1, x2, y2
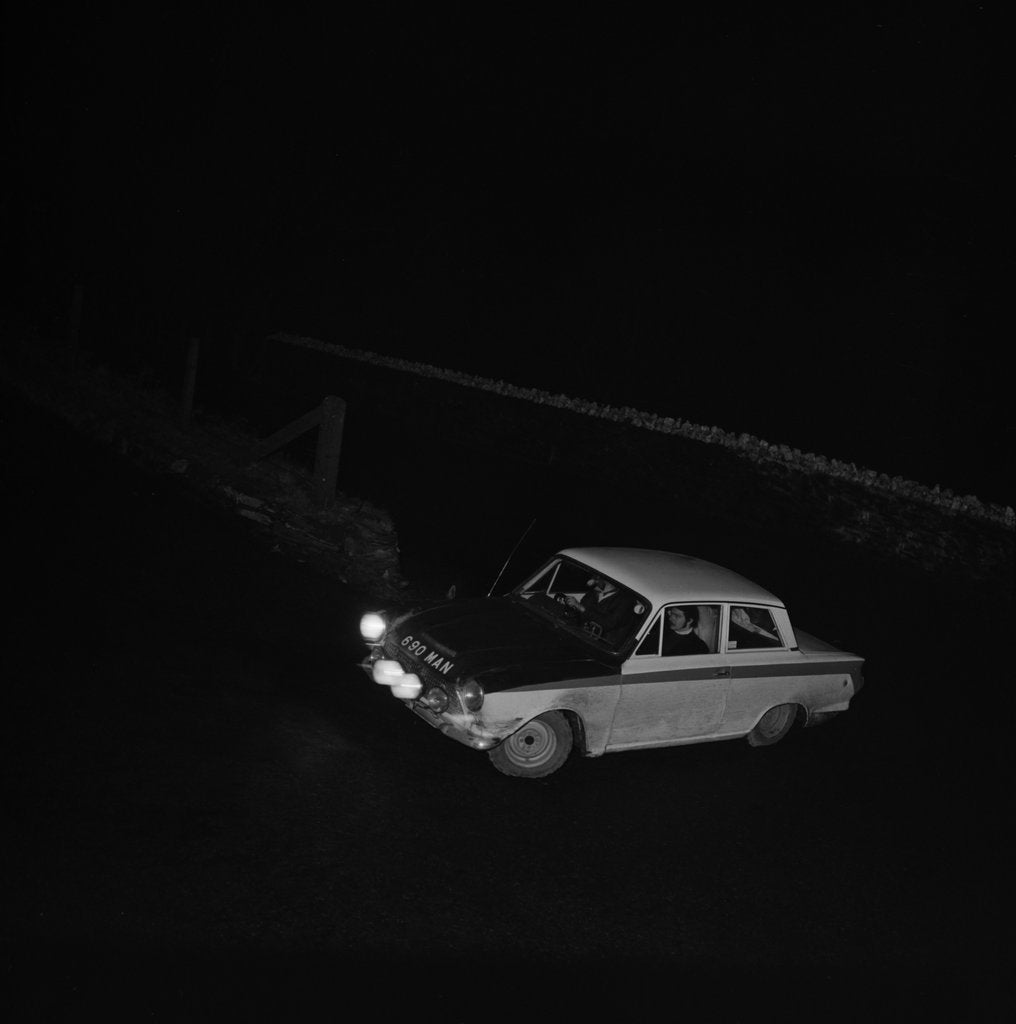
(729, 606, 782, 648)
(662, 606, 709, 656)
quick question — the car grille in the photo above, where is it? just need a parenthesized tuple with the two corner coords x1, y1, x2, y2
(382, 635, 461, 713)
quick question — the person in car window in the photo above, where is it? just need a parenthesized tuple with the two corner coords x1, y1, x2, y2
(564, 576, 629, 640)
(728, 607, 782, 648)
(662, 606, 709, 656)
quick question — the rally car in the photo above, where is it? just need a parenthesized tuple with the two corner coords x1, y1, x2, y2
(359, 548, 864, 778)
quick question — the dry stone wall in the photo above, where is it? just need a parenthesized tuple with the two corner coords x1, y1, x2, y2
(267, 332, 1014, 590)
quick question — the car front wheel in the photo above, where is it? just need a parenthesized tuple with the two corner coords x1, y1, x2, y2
(489, 711, 573, 778)
(747, 703, 798, 747)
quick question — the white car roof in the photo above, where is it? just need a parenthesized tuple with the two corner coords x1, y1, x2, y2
(558, 547, 784, 609)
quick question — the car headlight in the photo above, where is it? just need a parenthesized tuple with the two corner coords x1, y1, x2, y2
(360, 612, 386, 643)
(422, 687, 449, 713)
(371, 659, 422, 700)
(460, 679, 484, 712)
(391, 678, 422, 701)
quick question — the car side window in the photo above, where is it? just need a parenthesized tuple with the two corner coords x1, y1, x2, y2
(661, 604, 720, 655)
(727, 606, 783, 650)
(634, 615, 662, 656)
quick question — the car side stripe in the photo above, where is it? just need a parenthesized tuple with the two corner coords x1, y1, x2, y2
(506, 674, 623, 693)
(620, 660, 855, 685)
(729, 661, 858, 679)
(501, 659, 856, 691)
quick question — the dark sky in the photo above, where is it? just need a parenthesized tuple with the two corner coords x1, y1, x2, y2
(4, 5, 1005, 502)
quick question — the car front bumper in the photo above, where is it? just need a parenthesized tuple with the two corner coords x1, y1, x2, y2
(409, 703, 500, 750)
(361, 655, 503, 751)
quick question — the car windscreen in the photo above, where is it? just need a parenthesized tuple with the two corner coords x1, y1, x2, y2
(510, 557, 649, 653)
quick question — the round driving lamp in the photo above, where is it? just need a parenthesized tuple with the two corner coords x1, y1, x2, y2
(460, 679, 484, 712)
(423, 687, 449, 713)
(359, 612, 386, 642)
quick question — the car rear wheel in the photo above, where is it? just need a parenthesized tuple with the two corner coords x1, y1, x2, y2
(747, 703, 797, 747)
(489, 711, 573, 778)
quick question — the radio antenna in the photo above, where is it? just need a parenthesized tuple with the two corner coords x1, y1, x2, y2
(487, 518, 537, 597)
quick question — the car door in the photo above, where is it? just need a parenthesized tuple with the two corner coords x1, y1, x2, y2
(607, 605, 730, 750)
(722, 604, 797, 733)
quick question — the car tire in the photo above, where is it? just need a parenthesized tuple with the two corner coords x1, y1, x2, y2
(489, 711, 573, 778)
(747, 703, 798, 747)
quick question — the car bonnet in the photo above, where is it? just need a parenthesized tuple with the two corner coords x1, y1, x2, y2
(388, 597, 617, 693)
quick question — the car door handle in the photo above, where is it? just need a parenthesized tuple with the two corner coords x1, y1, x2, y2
(714, 668, 730, 677)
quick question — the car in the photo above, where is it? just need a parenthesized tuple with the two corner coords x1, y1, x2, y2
(359, 547, 864, 778)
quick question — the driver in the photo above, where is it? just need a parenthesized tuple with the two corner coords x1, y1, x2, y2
(563, 576, 629, 640)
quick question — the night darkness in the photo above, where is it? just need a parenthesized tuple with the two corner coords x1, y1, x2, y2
(3, 5, 1006, 503)
(2, 6, 1009, 1018)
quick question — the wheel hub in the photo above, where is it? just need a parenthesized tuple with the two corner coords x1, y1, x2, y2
(506, 721, 556, 766)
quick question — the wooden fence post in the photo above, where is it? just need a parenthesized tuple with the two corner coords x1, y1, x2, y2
(250, 397, 346, 508)
(181, 336, 200, 429)
(314, 396, 346, 508)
